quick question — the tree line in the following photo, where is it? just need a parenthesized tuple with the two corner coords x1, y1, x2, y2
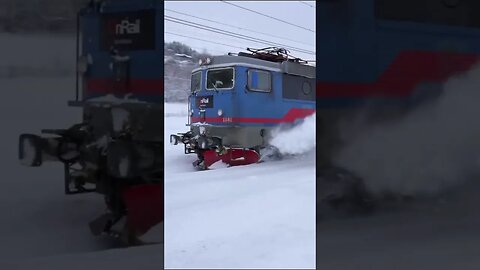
(0, 0, 89, 33)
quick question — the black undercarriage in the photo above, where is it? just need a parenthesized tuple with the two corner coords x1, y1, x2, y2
(18, 104, 164, 243)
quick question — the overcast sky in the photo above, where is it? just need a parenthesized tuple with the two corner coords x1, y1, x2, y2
(164, 1, 315, 61)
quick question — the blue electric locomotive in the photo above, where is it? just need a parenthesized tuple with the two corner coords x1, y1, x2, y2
(315, 0, 480, 164)
(17, 0, 164, 244)
(170, 48, 316, 169)
(315, 0, 480, 211)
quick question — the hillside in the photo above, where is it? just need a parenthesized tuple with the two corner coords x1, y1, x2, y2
(164, 41, 212, 103)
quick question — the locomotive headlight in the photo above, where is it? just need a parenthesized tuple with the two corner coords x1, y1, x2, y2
(217, 109, 223, 116)
(77, 55, 89, 73)
(196, 137, 208, 149)
(19, 134, 42, 167)
(198, 58, 212, 66)
(107, 142, 136, 179)
(170, 135, 178, 145)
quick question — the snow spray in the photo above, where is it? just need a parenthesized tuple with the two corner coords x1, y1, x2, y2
(334, 66, 480, 196)
(269, 113, 316, 155)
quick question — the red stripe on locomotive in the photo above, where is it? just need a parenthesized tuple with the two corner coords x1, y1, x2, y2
(191, 108, 315, 124)
(86, 79, 164, 95)
(317, 51, 480, 98)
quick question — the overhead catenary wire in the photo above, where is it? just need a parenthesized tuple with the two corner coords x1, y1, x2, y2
(164, 8, 314, 48)
(220, 0, 315, 33)
(165, 18, 315, 57)
(299, 1, 315, 8)
(164, 15, 315, 56)
(164, 16, 315, 55)
(165, 32, 316, 61)
(165, 31, 246, 51)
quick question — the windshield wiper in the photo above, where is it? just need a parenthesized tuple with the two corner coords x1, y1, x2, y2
(192, 81, 200, 93)
(208, 78, 219, 93)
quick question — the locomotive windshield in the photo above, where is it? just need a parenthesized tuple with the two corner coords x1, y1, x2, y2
(191, 71, 201, 92)
(206, 67, 234, 90)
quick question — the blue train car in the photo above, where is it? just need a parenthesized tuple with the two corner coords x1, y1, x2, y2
(316, 0, 480, 162)
(171, 48, 316, 169)
(17, 0, 164, 244)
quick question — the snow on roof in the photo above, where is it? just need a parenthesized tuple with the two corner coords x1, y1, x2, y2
(85, 94, 148, 105)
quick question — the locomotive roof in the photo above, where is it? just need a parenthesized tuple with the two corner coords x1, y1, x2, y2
(192, 55, 315, 79)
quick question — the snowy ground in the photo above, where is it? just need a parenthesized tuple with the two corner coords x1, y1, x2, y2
(164, 103, 316, 269)
(317, 181, 480, 270)
(0, 77, 163, 269)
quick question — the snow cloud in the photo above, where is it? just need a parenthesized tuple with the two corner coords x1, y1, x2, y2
(334, 65, 480, 196)
(270, 113, 316, 155)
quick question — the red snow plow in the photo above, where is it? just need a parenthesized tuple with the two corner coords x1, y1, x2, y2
(199, 148, 261, 169)
(19, 127, 164, 245)
(89, 183, 163, 244)
(170, 131, 262, 170)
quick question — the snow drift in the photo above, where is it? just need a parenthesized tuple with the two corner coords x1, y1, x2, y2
(334, 65, 480, 196)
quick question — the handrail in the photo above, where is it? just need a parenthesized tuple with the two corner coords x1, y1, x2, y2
(75, 11, 80, 102)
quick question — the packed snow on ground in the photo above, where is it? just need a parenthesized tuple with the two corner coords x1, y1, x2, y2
(0, 77, 163, 269)
(317, 180, 480, 270)
(164, 102, 189, 118)
(164, 103, 316, 269)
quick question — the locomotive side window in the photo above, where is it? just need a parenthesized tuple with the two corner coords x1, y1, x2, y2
(282, 74, 315, 101)
(302, 81, 312, 95)
(247, 69, 271, 92)
(206, 67, 234, 90)
(191, 71, 201, 92)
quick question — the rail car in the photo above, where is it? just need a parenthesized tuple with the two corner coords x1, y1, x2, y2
(170, 48, 316, 169)
(316, 0, 480, 210)
(17, 0, 163, 244)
